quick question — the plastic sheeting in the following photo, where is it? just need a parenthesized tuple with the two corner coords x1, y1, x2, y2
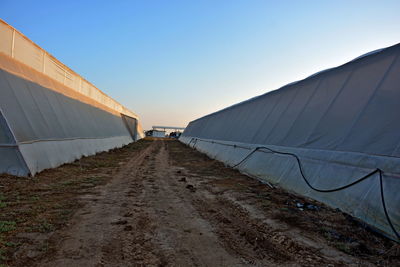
(122, 114, 139, 140)
(0, 20, 143, 176)
(181, 43, 400, 241)
(0, 19, 137, 118)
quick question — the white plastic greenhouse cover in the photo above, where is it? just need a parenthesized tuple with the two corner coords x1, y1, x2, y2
(0, 19, 144, 176)
(180, 43, 400, 241)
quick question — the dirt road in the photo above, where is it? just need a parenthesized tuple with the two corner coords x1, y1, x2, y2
(1, 139, 398, 266)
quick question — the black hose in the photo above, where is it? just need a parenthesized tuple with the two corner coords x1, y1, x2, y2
(379, 170, 400, 240)
(187, 138, 400, 241)
(235, 146, 380, 193)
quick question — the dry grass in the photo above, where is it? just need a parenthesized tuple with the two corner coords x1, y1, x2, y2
(0, 139, 152, 266)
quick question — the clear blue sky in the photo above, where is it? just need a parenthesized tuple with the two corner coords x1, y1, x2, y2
(1, 0, 399, 130)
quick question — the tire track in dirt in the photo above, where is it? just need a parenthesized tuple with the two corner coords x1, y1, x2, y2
(137, 140, 246, 266)
(38, 140, 246, 266)
(192, 195, 331, 265)
(39, 141, 162, 266)
(36, 139, 384, 266)
(165, 140, 375, 266)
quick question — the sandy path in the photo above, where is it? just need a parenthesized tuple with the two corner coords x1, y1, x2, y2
(36, 139, 374, 266)
(39, 140, 158, 266)
(39, 140, 244, 266)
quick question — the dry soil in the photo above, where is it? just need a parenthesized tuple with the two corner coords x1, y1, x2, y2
(0, 139, 398, 266)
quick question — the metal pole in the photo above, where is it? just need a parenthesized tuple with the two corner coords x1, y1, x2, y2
(11, 29, 15, 58)
(42, 51, 46, 73)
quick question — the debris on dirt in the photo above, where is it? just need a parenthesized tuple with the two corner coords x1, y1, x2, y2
(294, 201, 320, 211)
(111, 219, 128, 225)
(176, 170, 182, 174)
(178, 177, 187, 182)
(221, 217, 232, 224)
(296, 202, 304, 208)
(124, 225, 133, 231)
(305, 204, 320, 211)
(185, 184, 196, 192)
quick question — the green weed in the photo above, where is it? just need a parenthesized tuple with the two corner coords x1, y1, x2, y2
(0, 221, 16, 233)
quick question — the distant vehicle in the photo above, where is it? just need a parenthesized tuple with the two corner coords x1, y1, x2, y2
(145, 130, 166, 138)
(169, 131, 182, 138)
